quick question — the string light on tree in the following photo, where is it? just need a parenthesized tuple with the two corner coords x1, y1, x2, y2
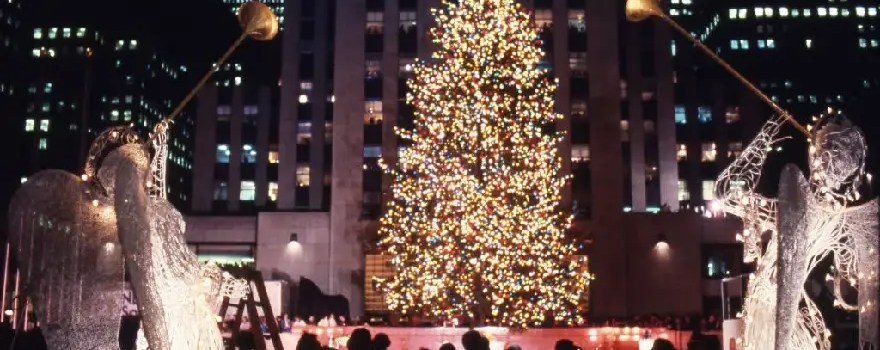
(375, 0, 591, 327)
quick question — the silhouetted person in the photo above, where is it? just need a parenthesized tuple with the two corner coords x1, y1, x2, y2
(652, 339, 677, 350)
(296, 333, 321, 350)
(555, 339, 581, 350)
(439, 342, 457, 350)
(347, 328, 372, 350)
(507, 345, 523, 350)
(461, 330, 486, 350)
(372, 332, 391, 350)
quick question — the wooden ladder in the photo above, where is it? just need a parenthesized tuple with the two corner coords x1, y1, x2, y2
(217, 269, 284, 350)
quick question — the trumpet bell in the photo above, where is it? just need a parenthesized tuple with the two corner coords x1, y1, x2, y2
(625, 0, 663, 22)
(238, 1, 279, 41)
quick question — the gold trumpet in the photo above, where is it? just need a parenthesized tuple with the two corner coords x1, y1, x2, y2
(151, 1, 279, 140)
(625, 0, 810, 137)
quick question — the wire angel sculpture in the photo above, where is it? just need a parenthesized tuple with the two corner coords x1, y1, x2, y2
(715, 112, 878, 350)
(7, 123, 249, 350)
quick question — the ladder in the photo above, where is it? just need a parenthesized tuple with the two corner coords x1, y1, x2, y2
(217, 268, 284, 350)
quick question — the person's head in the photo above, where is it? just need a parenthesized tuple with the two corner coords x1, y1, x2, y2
(555, 339, 580, 350)
(651, 339, 676, 350)
(347, 328, 372, 350)
(372, 333, 391, 350)
(461, 330, 483, 350)
(507, 345, 523, 350)
(439, 343, 457, 350)
(296, 333, 321, 350)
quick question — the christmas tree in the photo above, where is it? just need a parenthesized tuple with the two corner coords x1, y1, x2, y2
(377, 0, 591, 327)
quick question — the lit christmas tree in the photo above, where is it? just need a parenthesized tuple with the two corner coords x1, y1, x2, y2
(377, 0, 591, 327)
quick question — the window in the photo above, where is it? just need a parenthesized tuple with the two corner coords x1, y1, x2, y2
(678, 180, 690, 201)
(701, 143, 717, 162)
(818, 7, 827, 17)
(76, 28, 86, 38)
(33, 28, 42, 40)
(297, 122, 312, 144)
(25, 119, 35, 132)
(300, 81, 314, 93)
(572, 145, 590, 163)
(216, 144, 230, 163)
(620, 120, 630, 142)
(62, 28, 71, 38)
(41, 103, 50, 112)
(213, 181, 228, 201)
(766, 39, 775, 49)
(268, 182, 278, 202)
(739, 39, 749, 50)
(644, 120, 656, 133)
(755, 7, 764, 17)
(569, 53, 588, 76)
(240, 181, 256, 201)
(268, 145, 280, 164)
(244, 105, 259, 115)
(870, 8, 878, 16)
(217, 105, 231, 115)
(805, 39, 813, 49)
(535, 9, 552, 29)
(728, 9, 737, 19)
(242, 144, 257, 163)
(365, 100, 383, 124)
(860, 38, 868, 48)
(702, 180, 715, 200)
(677, 144, 688, 161)
(697, 106, 712, 123)
(366, 12, 384, 33)
(39, 119, 49, 132)
(20, 177, 27, 184)
(568, 10, 586, 31)
(400, 11, 416, 30)
(399, 58, 416, 74)
(48, 28, 57, 39)
(566, 101, 585, 118)
(364, 146, 382, 158)
(803, 9, 812, 17)
(234, 77, 242, 86)
(725, 106, 740, 123)
(298, 94, 309, 104)
(728, 142, 744, 158)
(674, 105, 687, 124)
(38, 138, 47, 150)
(730, 39, 739, 50)
(365, 60, 381, 78)
(296, 165, 310, 187)
(779, 7, 789, 17)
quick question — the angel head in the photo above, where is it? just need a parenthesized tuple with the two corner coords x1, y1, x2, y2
(808, 111, 867, 201)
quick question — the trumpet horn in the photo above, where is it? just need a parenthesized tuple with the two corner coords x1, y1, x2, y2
(625, 0, 664, 22)
(238, 1, 279, 41)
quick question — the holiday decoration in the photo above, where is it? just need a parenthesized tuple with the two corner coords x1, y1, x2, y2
(376, 0, 590, 327)
(716, 111, 879, 350)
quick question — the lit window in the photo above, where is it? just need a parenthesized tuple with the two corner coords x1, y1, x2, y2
(860, 38, 868, 48)
(803, 9, 812, 17)
(366, 11, 384, 33)
(766, 39, 775, 49)
(792, 9, 800, 17)
(364, 100, 383, 124)
(728, 9, 737, 19)
(805, 39, 813, 49)
(571, 145, 590, 163)
(364, 146, 382, 158)
(842, 9, 851, 17)
(568, 10, 586, 32)
(730, 39, 739, 50)
(698, 106, 712, 123)
(728, 142, 744, 158)
(76, 28, 86, 38)
(644, 120, 656, 133)
(25, 119, 35, 131)
(676, 144, 687, 161)
(242, 144, 257, 163)
(872, 39, 879, 48)
(297, 122, 312, 144)
(62, 28, 71, 38)
(217, 105, 231, 115)
(764, 7, 773, 17)
(38, 138, 48, 150)
(399, 58, 416, 74)
(298, 94, 309, 104)
(620, 120, 630, 142)
(39, 119, 49, 132)
(571, 101, 587, 118)
(268, 149, 279, 164)
(569, 53, 588, 76)
(829, 7, 839, 17)
(779, 7, 789, 17)
(678, 180, 690, 201)
(400, 11, 417, 30)
(244, 105, 259, 115)
(738, 9, 748, 18)
(216, 144, 230, 163)
(129, 40, 138, 50)
(757, 39, 765, 49)
(213, 181, 228, 200)
(268, 182, 278, 202)
(20, 177, 27, 184)
(755, 7, 764, 17)
(239, 181, 256, 201)
(365, 60, 381, 78)
(300, 81, 313, 92)
(33, 28, 42, 40)
(868, 8, 877, 16)
(41, 103, 50, 112)
(234, 76, 242, 86)
(48, 28, 57, 39)
(818, 7, 827, 17)
(740, 39, 749, 50)
(674, 105, 687, 124)
(32, 49, 40, 57)
(725, 106, 740, 123)
(296, 165, 310, 187)
(115, 40, 124, 50)
(701, 143, 717, 162)
(856, 7, 867, 16)
(702, 180, 715, 200)
(535, 9, 553, 29)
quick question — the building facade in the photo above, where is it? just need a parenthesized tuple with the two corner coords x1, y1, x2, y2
(188, 0, 748, 319)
